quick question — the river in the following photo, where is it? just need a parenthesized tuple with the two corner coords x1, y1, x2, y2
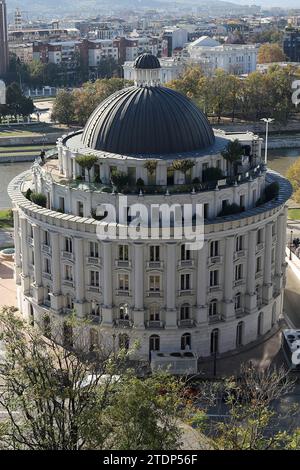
(0, 149, 299, 210)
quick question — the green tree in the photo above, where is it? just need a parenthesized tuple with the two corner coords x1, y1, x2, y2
(75, 155, 98, 183)
(221, 139, 244, 177)
(0, 309, 184, 450)
(52, 90, 76, 126)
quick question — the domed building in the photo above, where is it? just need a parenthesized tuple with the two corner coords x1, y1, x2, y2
(9, 53, 292, 373)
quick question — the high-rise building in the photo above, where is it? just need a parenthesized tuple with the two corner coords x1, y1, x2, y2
(0, 0, 9, 77)
(283, 28, 300, 63)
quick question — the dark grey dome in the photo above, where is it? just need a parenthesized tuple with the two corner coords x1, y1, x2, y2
(134, 53, 161, 69)
(81, 85, 215, 156)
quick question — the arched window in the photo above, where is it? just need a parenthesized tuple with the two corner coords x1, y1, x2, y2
(119, 333, 130, 351)
(236, 321, 244, 348)
(257, 312, 264, 337)
(181, 333, 192, 350)
(149, 304, 160, 322)
(149, 335, 160, 352)
(180, 303, 191, 320)
(209, 299, 218, 317)
(272, 303, 277, 327)
(234, 293, 241, 311)
(90, 328, 99, 351)
(119, 304, 129, 320)
(210, 328, 219, 355)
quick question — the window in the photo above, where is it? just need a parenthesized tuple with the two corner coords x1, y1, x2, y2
(150, 245, 160, 262)
(222, 200, 229, 211)
(234, 293, 241, 311)
(257, 312, 264, 337)
(119, 244, 129, 261)
(256, 256, 262, 273)
(77, 201, 84, 217)
(149, 275, 160, 292)
(43, 315, 51, 338)
(90, 329, 99, 351)
(44, 258, 51, 274)
(181, 333, 191, 350)
(118, 273, 129, 291)
(235, 264, 243, 281)
(204, 203, 209, 219)
(210, 329, 219, 355)
(257, 229, 263, 245)
(239, 195, 245, 210)
(149, 335, 160, 352)
(209, 299, 218, 317)
(89, 241, 99, 258)
(119, 304, 129, 319)
(90, 270, 100, 287)
(44, 287, 51, 304)
(180, 273, 191, 291)
(181, 244, 190, 261)
(65, 237, 73, 253)
(66, 294, 74, 310)
(149, 304, 160, 322)
(44, 230, 50, 246)
(210, 241, 219, 257)
(271, 248, 275, 264)
(63, 322, 73, 348)
(59, 197, 65, 212)
(180, 304, 191, 320)
(65, 265, 73, 281)
(91, 301, 100, 317)
(236, 235, 243, 252)
(210, 270, 219, 287)
(272, 303, 276, 327)
(256, 285, 262, 306)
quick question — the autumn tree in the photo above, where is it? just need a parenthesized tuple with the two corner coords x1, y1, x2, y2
(258, 44, 286, 64)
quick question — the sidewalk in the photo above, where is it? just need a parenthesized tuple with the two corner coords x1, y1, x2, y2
(0, 259, 17, 308)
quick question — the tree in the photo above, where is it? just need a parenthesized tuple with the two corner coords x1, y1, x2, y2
(211, 364, 296, 450)
(172, 159, 195, 182)
(167, 66, 204, 103)
(110, 170, 129, 192)
(258, 44, 286, 64)
(0, 309, 184, 450)
(221, 140, 244, 177)
(287, 158, 300, 203)
(144, 160, 158, 176)
(75, 155, 98, 183)
(29, 192, 47, 208)
(52, 90, 76, 126)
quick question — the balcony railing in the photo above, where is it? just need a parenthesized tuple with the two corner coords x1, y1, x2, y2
(86, 256, 101, 265)
(115, 319, 133, 328)
(178, 319, 194, 328)
(146, 320, 165, 329)
(209, 314, 225, 324)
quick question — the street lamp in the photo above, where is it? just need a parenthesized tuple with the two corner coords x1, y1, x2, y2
(290, 230, 294, 261)
(261, 118, 274, 166)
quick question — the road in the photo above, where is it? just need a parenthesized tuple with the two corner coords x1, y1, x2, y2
(284, 265, 300, 328)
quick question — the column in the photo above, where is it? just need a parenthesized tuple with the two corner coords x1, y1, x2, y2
(74, 237, 85, 316)
(13, 210, 21, 285)
(32, 225, 43, 304)
(263, 223, 273, 303)
(102, 241, 113, 326)
(50, 231, 62, 311)
(133, 243, 145, 329)
(165, 243, 177, 328)
(196, 242, 208, 324)
(275, 212, 285, 293)
(223, 237, 235, 319)
(20, 217, 30, 295)
(245, 230, 257, 313)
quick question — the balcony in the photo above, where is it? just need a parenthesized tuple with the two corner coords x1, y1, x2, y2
(115, 260, 131, 268)
(255, 270, 263, 280)
(115, 319, 133, 328)
(208, 256, 223, 265)
(178, 259, 194, 268)
(88, 285, 100, 293)
(178, 319, 194, 328)
(42, 244, 51, 254)
(42, 272, 52, 280)
(209, 314, 225, 324)
(179, 289, 193, 297)
(61, 251, 74, 261)
(256, 243, 264, 253)
(147, 261, 164, 269)
(63, 279, 74, 287)
(146, 320, 165, 329)
(147, 290, 161, 298)
(27, 236, 34, 246)
(234, 278, 245, 287)
(234, 250, 247, 260)
(86, 256, 101, 266)
(208, 285, 221, 294)
(235, 308, 246, 319)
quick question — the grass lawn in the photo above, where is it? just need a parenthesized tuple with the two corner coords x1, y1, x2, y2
(0, 145, 53, 152)
(288, 208, 300, 220)
(0, 210, 13, 229)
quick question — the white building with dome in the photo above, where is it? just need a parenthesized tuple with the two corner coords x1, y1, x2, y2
(9, 53, 292, 372)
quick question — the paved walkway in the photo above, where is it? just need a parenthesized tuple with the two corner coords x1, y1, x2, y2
(0, 229, 14, 248)
(0, 259, 17, 307)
